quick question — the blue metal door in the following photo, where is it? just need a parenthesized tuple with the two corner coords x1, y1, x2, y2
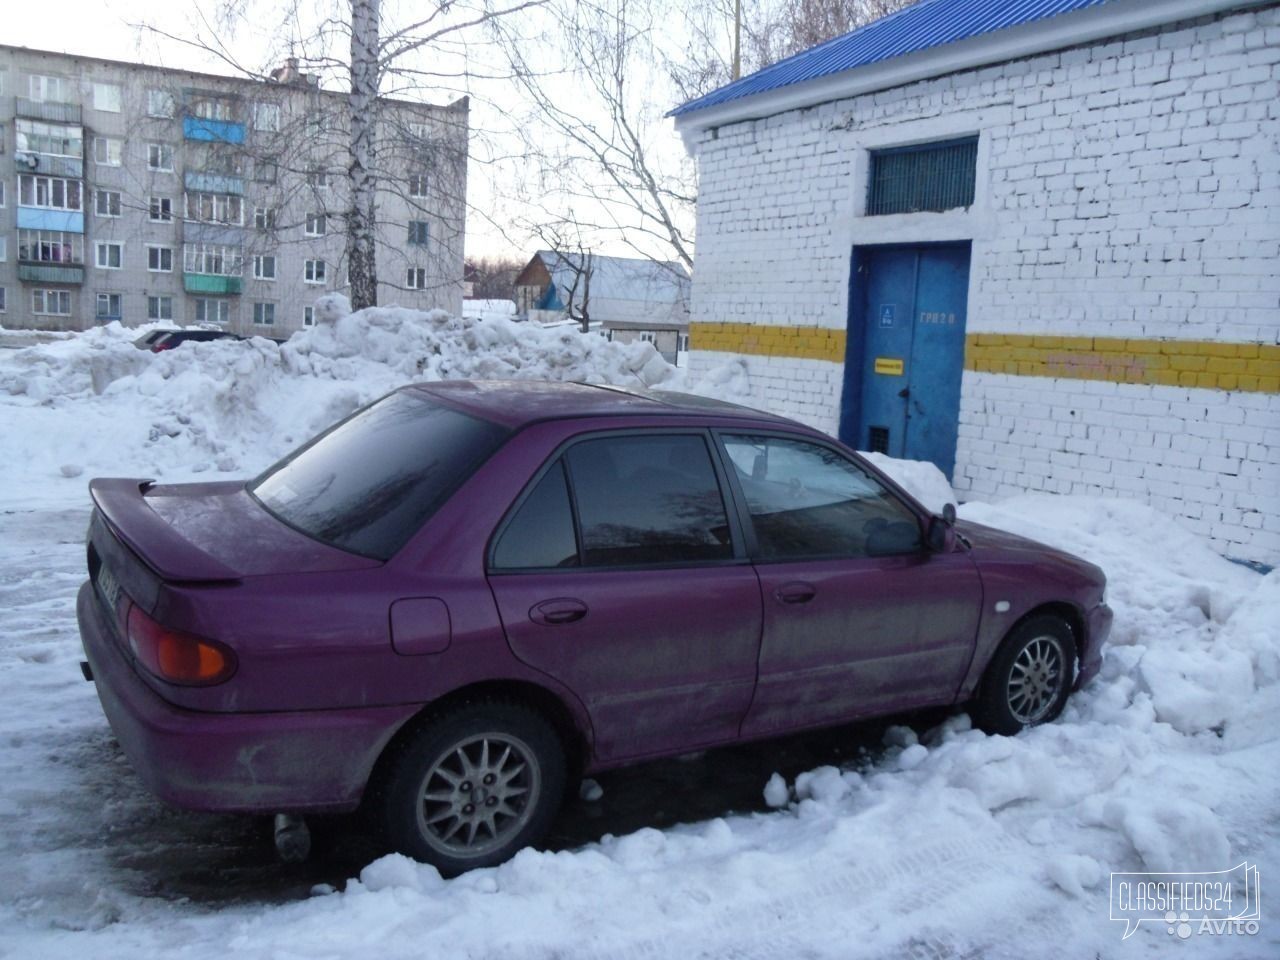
(839, 245, 970, 479)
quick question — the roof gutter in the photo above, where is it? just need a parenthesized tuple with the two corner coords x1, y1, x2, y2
(673, 0, 1268, 149)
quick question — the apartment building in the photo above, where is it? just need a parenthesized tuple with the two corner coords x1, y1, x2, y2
(0, 46, 469, 335)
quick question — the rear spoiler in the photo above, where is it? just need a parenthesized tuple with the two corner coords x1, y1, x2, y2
(89, 478, 240, 582)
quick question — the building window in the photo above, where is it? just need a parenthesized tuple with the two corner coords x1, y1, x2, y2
(253, 255, 277, 280)
(304, 213, 326, 236)
(92, 83, 122, 113)
(0, 237, 6, 262)
(18, 175, 82, 211)
(95, 242, 123, 270)
(93, 136, 123, 166)
(253, 302, 276, 325)
(149, 196, 173, 222)
(408, 122, 430, 141)
(147, 143, 174, 172)
(0, 181, 5, 207)
(0, 287, 6, 313)
(147, 295, 174, 321)
(408, 221, 429, 245)
(678, 333, 690, 352)
(253, 158, 277, 183)
(184, 243, 243, 276)
(303, 305, 315, 326)
(15, 119, 82, 158)
(95, 190, 121, 217)
(253, 102, 280, 132)
(195, 298, 230, 325)
(306, 167, 329, 189)
(407, 267, 426, 289)
(28, 75, 67, 103)
(18, 230, 84, 264)
(191, 97, 234, 122)
(96, 292, 122, 319)
(866, 137, 978, 216)
(147, 245, 174, 272)
(304, 259, 326, 284)
(33, 288, 72, 316)
(408, 174, 428, 198)
(147, 88, 176, 118)
(184, 192, 243, 225)
(254, 206, 276, 230)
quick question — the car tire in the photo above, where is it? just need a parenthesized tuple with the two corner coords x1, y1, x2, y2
(972, 615, 1076, 736)
(378, 700, 566, 875)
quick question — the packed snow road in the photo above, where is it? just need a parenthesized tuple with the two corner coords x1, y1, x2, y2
(1, 306, 1276, 958)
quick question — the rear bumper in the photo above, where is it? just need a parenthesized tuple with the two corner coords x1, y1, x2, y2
(76, 581, 418, 814)
(1077, 602, 1112, 689)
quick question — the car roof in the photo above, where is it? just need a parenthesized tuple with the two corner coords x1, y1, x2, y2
(406, 380, 799, 430)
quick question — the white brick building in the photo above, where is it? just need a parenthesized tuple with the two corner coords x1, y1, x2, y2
(672, 0, 1280, 565)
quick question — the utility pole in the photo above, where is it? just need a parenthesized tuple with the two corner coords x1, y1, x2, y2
(732, 0, 742, 80)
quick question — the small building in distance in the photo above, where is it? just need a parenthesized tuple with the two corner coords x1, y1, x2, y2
(513, 250, 691, 363)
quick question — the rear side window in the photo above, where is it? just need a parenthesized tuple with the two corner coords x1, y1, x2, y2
(722, 435, 921, 560)
(565, 434, 732, 567)
(492, 461, 579, 570)
(252, 391, 509, 560)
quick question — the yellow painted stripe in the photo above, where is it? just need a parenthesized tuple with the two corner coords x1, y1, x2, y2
(688, 322, 1280, 394)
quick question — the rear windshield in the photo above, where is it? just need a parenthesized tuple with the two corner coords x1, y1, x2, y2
(251, 390, 509, 560)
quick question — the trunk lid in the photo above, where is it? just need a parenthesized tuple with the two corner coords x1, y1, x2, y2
(89, 478, 381, 584)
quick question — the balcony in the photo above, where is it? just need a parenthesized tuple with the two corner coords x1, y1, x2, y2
(183, 274, 242, 295)
(184, 171, 245, 195)
(17, 208, 84, 233)
(182, 116, 245, 145)
(14, 97, 82, 124)
(17, 263, 85, 285)
(14, 152, 83, 179)
(183, 222, 244, 245)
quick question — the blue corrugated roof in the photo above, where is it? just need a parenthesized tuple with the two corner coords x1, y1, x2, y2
(670, 0, 1118, 117)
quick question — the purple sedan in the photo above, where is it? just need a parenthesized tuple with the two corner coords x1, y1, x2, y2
(77, 381, 1110, 873)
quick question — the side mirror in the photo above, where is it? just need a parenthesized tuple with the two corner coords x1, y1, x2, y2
(927, 503, 957, 553)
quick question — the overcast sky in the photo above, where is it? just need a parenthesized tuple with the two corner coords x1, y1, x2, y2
(4, 0, 696, 264)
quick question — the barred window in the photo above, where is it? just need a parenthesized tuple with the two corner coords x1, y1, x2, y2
(866, 137, 977, 216)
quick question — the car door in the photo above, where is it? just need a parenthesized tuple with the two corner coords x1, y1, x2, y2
(486, 430, 763, 763)
(718, 433, 982, 739)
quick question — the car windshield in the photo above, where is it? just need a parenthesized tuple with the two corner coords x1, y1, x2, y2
(251, 390, 510, 560)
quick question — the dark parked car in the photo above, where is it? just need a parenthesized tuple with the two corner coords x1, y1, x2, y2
(77, 381, 1110, 873)
(133, 329, 243, 352)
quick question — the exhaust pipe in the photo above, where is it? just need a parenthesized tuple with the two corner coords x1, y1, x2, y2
(273, 813, 311, 863)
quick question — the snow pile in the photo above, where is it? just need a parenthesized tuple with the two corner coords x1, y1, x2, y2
(1, 320, 1277, 958)
(0, 296, 679, 505)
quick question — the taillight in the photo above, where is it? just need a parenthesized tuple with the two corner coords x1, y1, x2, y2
(126, 605, 237, 685)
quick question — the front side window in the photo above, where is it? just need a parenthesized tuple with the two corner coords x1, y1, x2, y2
(253, 302, 276, 325)
(195, 298, 230, 324)
(18, 230, 84, 264)
(254, 255, 277, 280)
(565, 434, 733, 567)
(33, 288, 71, 315)
(147, 245, 173, 272)
(95, 189, 120, 217)
(722, 435, 921, 559)
(304, 259, 326, 283)
(408, 220, 429, 245)
(29, 75, 67, 103)
(407, 267, 425, 289)
(19, 175, 82, 211)
(252, 390, 511, 560)
(305, 212, 326, 236)
(149, 196, 173, 222)
(15, 120, 82, 158)
(253, 102, 280, 132)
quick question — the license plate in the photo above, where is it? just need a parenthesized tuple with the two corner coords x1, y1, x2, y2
(96, 563, 123, 612)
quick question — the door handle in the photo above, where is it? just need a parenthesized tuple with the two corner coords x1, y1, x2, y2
(774, 581, 816, 605)
(530, 598, 588, 625)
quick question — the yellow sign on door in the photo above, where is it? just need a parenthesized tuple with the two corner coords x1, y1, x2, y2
(874, 357, 904, 376)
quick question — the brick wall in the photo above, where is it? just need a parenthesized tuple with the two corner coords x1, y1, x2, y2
(687, 4, 1280, 563)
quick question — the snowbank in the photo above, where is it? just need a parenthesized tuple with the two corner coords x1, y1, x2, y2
(0, 297, 679, 506)
(1, 312, 1277, 959)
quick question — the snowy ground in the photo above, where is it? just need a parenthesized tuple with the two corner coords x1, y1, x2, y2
(1, 303, 1276, 959)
